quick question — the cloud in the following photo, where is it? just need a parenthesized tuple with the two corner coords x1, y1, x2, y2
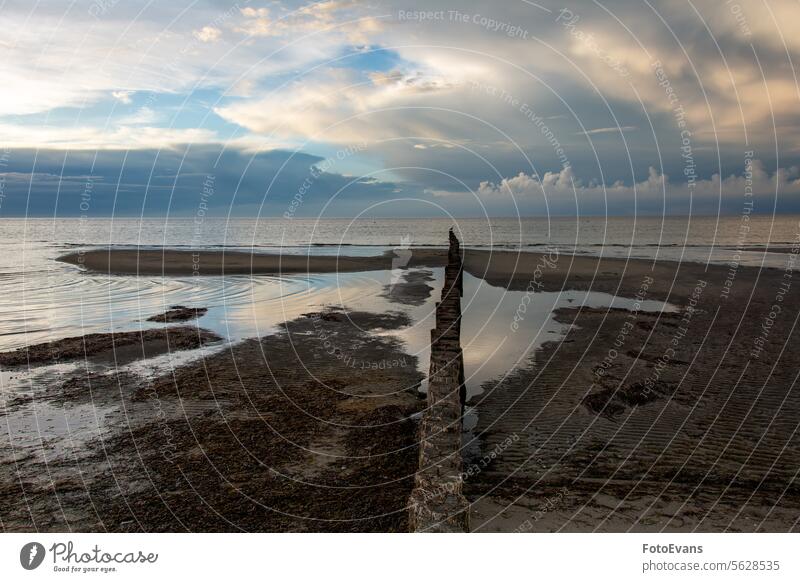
(0, 72, 97, 115)
(478, 166, 582, 197)
(193, 26, 222, 43)
(538, 0, 800, 147)
(0, 171, 98, 185)
(236, 1, 383, 44)
(0, 123, 218, 150)
(0, 2, 368, 117)
(117, 106, 161, 126)
(0, 146, 410, 217)
(475, 161, 800, 214)
(215, 67, 464, 145)
(111, 90, 135, 104)
(581, 126, 637, 135)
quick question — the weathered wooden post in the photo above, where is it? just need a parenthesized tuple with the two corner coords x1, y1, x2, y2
(408, 230, 469, 532)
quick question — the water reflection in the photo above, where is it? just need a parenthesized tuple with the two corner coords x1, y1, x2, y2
(460, 274, 677, 399)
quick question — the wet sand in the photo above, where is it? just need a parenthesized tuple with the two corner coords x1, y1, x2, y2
(464, 253, 800, 532)
(57, 246, 738, 302)
(0, 326, 221, 367)
(146, 305, 208, 323)
(380, 269, 435, 306)
(10, 246, 800, 531)
(58, 248, 448, 275)
(0, 308, 423, 532)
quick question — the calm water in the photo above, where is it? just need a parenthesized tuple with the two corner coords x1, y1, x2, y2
(6, 215, 800, 251)
(1, 215, 794, 354)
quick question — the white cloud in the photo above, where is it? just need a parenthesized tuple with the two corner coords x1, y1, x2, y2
(476, 161, 799, 204)
(117, 106, 160, 126)
(0, 123, 217, 150)
(0, 3, 374, 118)
(111, 90, 135, 105)
(236, 1, 383, 43)
(193, 26, 222, 43)
(215, 68, 464, 144)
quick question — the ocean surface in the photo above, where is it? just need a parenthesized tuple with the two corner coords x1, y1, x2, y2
(6, 215, 799, 256)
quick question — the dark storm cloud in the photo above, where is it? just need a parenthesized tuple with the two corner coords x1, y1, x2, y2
(0, 146, 410, 217)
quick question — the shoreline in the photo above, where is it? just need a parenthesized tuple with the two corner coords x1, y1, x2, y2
(58, 246, 785, 290)
(57, 248, 447, 276)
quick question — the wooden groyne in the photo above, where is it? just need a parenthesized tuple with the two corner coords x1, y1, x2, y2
(408, 230, 469, 532)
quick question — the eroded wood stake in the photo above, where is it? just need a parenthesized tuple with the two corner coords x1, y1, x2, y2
(408, 229, 469, 532)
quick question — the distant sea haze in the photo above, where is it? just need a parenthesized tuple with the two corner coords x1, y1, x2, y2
(5, 215, 799, 250)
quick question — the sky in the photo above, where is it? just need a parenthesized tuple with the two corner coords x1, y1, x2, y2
(1, 0, 799, 218)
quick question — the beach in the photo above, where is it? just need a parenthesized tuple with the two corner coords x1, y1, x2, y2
(465, 250, 800, 532)
(1, 240, 798, 532)
(1, 303, 427, 531)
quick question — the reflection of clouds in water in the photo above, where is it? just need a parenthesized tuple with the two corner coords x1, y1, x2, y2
(460, 274, 677, 400)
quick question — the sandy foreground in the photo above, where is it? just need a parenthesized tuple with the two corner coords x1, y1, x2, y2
(0, 308, 423, 532)
(2, 247, 798, 531)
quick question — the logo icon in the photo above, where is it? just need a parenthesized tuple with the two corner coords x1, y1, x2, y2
(20, 542, 45, 570)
